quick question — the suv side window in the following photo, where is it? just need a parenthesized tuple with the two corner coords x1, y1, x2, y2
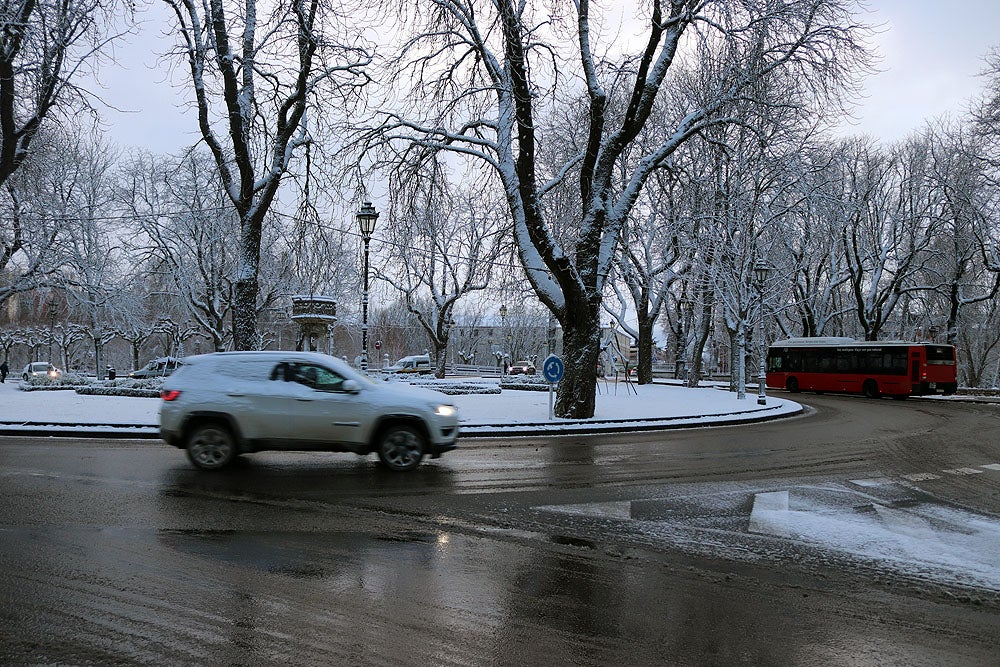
(278, 362, 350, 392)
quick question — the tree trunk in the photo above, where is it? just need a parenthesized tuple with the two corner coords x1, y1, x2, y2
(93, 340, 104, 380)
(434, 339, 447, 379)
(687, 321, 711, 388)
(635, 309, 654, 385)
(554, 300, 601, 419)
(946, 282, 960, 346)
(730, 325, 747, 400)
(233, 278, 259, 351)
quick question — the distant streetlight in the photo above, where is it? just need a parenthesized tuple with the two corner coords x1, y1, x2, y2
(47, 298, 56, 362)
(754, 261, 772, 405)
(448, 318, 456, 367)
(499, 304, 507, 373)
(356, 201, 379, 372)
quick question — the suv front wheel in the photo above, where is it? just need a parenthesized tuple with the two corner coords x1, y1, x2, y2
(186, 422, 237, 470)
(376, 424, 426, 472)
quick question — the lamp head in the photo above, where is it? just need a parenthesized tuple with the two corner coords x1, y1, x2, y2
(356, 201, 379, 236)
(753, 261, 771, 284)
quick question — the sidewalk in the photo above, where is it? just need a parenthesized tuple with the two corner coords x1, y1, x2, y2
(0, 378, 803, 438)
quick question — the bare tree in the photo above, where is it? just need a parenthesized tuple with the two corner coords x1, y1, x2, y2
(119, 150, 236, 351)
(56, 134, 123, 377)
(840, 137, 941, 341)
(776, 144, 852, 337)
(163, 0, 371, 349)
(0, 0, 130, 187)
(1, 181, 65, 302)
(605, 176, 689, 384)
(972, 47, 1000, 140)
(378, 171, 504, 378)
(921, 123, 1000, 345)
(366, 0, 871, 417)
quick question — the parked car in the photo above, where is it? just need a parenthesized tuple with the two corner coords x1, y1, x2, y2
(22, 362, 60, 381)
(129, 356, 184, 379)
(383, 354, 433, 375)
(507, 360, 536, 375)
(159, 351, 459, 472)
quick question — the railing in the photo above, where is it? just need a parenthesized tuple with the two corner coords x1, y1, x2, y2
(447, 364, 505, 377)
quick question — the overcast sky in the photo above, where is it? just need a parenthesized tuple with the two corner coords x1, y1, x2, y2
(98, 1, 999, 155)
(839, 0, 999, 140)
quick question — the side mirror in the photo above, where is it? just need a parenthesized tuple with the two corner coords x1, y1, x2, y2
(342, 379, 361, 394)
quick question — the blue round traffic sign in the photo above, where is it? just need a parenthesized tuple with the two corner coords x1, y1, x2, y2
(542, 354, 564, 383)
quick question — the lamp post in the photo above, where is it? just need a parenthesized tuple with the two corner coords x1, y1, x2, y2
(499, 304, 507, 374)
(754, 261, 772, 405)
(356, 201, 379, 372)
(47, 299, 56, 362)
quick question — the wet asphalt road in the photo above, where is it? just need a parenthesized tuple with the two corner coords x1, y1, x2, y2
(1, 393, 999, 665)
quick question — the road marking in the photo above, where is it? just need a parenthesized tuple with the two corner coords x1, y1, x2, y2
(849, 478, 894, 488)
(902, 473, 941, 481)
(942, 467, 985, 476)
(981, 464, 1000, 471)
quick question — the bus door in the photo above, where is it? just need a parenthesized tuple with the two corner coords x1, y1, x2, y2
(910, 348, 923, 393)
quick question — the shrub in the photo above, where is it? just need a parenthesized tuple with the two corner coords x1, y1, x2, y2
(500, 375, 552, 392)
(18, 372, 91, 391)
(19, 373, 164, 397)
(402, 379, 502, 395)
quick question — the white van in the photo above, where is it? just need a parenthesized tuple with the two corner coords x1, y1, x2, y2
(384, 354, 433, 375)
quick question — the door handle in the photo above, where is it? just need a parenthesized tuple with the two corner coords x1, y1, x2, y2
(226, 393, 245, 397)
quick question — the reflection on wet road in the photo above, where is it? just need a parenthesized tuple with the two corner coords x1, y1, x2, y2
(1, 394, 999, 664)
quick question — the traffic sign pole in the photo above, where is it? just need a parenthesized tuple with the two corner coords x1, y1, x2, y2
(542, 354, 564, 420)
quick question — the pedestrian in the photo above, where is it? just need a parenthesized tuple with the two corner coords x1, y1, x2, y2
(0, 359, 7, 383)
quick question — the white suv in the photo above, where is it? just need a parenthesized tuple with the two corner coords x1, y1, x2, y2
(159, 351, 459, 471)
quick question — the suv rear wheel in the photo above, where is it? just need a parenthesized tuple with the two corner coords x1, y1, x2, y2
(186, 422, 237, 470)
(377, 424, 425, 472)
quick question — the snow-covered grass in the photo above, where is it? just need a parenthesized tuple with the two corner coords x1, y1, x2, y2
(0, 375, 801, 431)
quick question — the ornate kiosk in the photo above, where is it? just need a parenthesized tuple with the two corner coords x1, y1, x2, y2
(290, 295, 337, 354)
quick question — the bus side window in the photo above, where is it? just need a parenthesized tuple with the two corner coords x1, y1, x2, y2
(860, 351, 879, 373)
(891, 351, 907, 374)
(802, 351, 816, 372)
(836, 354, 852, 371)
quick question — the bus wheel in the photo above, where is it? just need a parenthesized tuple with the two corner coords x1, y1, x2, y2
(786, 377, 799, 393)
(862, 380, 880, 399)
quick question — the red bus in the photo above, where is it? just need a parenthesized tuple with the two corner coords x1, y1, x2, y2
(766, 337, 958, 399)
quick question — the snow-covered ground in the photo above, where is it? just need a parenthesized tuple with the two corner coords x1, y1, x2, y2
(0, 377, 801, 435)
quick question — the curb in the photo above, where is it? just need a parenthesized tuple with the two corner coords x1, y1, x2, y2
(0, 403, 803, 440)
(0, 423, 160, 438)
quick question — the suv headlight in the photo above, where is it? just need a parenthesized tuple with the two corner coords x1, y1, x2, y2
(434, 404, 457, 418)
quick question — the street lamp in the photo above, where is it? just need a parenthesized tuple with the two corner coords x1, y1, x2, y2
(499, 304, 508, 374)
(754, 261, 772, 405)
(47, 298, 56, 362)
(356, 201, 379, 372)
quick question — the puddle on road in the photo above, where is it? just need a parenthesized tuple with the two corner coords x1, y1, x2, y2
(158, 528, 449, 579)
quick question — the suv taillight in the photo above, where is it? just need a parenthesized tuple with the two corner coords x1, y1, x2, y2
(161, 390, 182, 401)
